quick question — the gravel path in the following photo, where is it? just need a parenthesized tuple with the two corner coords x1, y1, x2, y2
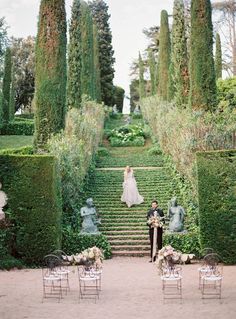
(0, 257, 236, 319)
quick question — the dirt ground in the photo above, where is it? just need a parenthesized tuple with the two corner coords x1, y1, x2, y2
(0, 257, 236, 319)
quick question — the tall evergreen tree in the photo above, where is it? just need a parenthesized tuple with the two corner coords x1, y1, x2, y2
(67, 0, 82, 109)
(148, 49, 156, 96)
(158, 10, 171, 100)
(189, 0, 216, 110)
(1, 47, 12, 125)
(93, 23, 102, 102)
(139, 52, 145, 99)
(34, 0, 67, 148)
(215, 33, 222, 79)
(9, 62, 16, 120)
(89, 0, 115, 106)
(170, 0, 189, 106)
(80, 1, 95, 100)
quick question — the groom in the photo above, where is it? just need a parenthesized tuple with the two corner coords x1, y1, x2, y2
(146, 200, 165, 262)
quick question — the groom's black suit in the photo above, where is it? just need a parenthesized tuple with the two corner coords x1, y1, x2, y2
(147, 208, 164, 259)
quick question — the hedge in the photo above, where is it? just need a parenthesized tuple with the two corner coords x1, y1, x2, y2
(197, 150, 236, 264)
(0, 119, 34, 135)
(164, 231, 200, 257)
(0, 155, 62, 265)
(62, 230, 112, 259)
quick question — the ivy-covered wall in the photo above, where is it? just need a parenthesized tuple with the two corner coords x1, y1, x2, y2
(0, 155, 62, 264)
(197, 150, 236, 264)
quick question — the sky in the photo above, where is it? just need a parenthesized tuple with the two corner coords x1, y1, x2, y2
(0, 0, 174, 108)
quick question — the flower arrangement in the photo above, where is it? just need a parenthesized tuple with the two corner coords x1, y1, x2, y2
(108, 125, 145, 147)
(147, 216, 164, 228)
(157, 245, 194, 269)
(63, 246, 104, 268)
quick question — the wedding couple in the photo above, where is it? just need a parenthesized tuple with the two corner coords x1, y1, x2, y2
(121, 166, 164, 261)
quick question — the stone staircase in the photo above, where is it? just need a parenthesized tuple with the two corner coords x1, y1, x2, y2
(88, 134, 178, 257)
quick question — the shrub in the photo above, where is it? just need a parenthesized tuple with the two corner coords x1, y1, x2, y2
(48, 98, 104, 229)
(110, 136, 145, 147)
(164, 231, 200, 257)
(0, 146, 34, 155)
(0, 155, 62, 265)
(0, 119, 34, 135)
(217, 77, 236, 111)
(97, 147, 110, 157)
(197, 150, 236, 264)
(147, 145, 162, 156)
(62, 228, 112, 259)
(15, 114, 34, 120)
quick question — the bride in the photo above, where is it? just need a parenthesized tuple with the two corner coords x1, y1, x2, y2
(121, 166, 144, 208)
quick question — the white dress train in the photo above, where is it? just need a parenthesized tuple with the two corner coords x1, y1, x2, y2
(121, 170, 144, 208)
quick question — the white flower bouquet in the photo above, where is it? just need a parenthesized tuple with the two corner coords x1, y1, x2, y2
(157, 245, 194, 269)
(147, 216, 164, 228)
(63, 246, 104, 268)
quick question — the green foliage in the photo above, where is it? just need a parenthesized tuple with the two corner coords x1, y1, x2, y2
(108, 125, 145, 147)
(0, 145, 34, 155)
(217, 77, 236, 111)
(48, 98, 104, 229)
(15, 113, 34, 120)
(0, 118, 34, 135)
(10, 36, 35, 113)
(89, 0, 115, 106)
(138, 52, 146, 99)
(215, 33, 222, 80)
(158, 10, 171, 100)
(113, 86, 125, 112)
(189, 0, 216, 110)
(1, 47, 12, 125)
(170, 0, 189, 106)
(148, 49, 156, 96)
(141, 96, 236, 191)
(147, 145, 162, 156)
(0, 256, 24, 270)
(93, 23, 102, 102)
(164, 231, 200, 256)
(129, 79, 139, 112)
(67, 0, 82, 109)
(34, 0, 67, 149)
(197, 150, 236, 264)
(62, 230, 112, 259)
(97, 147, 110, 157)
(0, 155, 62, 265)
(81, 2, 96, 100)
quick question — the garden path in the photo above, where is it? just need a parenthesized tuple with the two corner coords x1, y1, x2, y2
(0, 258, 235, 319)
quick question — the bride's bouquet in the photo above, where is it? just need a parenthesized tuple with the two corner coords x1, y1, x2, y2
(147, 215, 164, 228)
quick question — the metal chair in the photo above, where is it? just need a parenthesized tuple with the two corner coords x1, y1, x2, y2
(198, 248, 215, 289)
(77, 265, 100, 302)
(160, 264, 182, 301)
(200, 253, 223, 299)
(42, 255, 63, 302)
(52, 250, 71, 293)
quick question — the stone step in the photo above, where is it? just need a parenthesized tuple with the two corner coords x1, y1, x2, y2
(107, 235, 149, 241)
(102, 230, 148, 236)
(112, 251, 150, 257)
(110, 240, 149, 246)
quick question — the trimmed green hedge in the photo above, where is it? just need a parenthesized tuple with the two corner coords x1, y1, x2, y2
(164, 231, 200, 257)
(197, 150, 236, 264)
(62, 230, 112, 259)
(0, 155, 62, 265)
(0, 119, 34, 135)
(0, 146, 34, 155)
(110, 136, 145, 147)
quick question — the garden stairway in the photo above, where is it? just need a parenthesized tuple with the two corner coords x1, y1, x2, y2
(88, 144, 179, 257)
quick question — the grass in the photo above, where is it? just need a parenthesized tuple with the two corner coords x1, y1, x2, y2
(0, 135, 33, 150)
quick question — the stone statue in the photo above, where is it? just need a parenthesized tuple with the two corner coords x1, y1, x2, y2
(80, 198, 101, 234)
(168, 197, 185, 232)
(134, 105, 140, 115)
(0, 182, 7, 220)
(112, 104, 118, 114)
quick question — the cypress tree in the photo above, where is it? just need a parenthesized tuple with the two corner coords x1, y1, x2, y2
(93, 23, 102, 102)
(189, 0, 216, 110)
(67, 0, 82, 109)
(2, 47, 12, 125)
(139, 52, 146, 99)
(34, 0, 67, 148)
(170, 0, 189, 106)
(215, 33, 222, 79)
(80, 1, 95, 100)
(9, 62, 16, 120)
(148, 49, 156, 96)
(158, 10, 171, 100)
(89, 0, 115, 106)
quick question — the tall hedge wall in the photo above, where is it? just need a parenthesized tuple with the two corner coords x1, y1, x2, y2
(0, 155, 62, 264)
(197, 150, 236, 264)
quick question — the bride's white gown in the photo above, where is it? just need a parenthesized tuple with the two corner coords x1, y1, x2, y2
(121, 170, 144, 207)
